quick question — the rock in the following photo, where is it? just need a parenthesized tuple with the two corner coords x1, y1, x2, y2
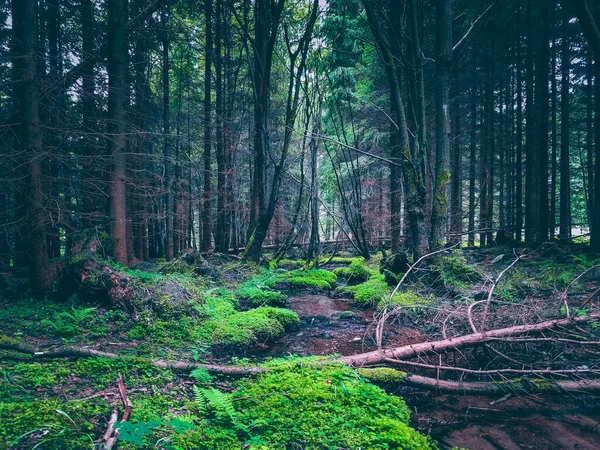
(380, 252, 410, 286)
(339, 310, 356, 320)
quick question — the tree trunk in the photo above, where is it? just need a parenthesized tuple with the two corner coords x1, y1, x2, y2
(14, 0, 52, 290)
(162, 0, 174, 260)
(515, 2, 524, 241)
(201, 0, 213, 252)
(468, 48, 477, 247)
(107, 0, 129, 265)
(559, 3, 571, 240)
(431, 0, 452, 248)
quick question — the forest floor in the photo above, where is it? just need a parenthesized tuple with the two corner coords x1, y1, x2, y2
(1, 244, 599, 449)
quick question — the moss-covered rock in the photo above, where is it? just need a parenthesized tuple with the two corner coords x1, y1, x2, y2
(334, 258, 373, 284)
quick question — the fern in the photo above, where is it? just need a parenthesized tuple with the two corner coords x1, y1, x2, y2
(192, 385, 208, 413)
(190, 367, 213, 384)
(192, 386, 244, 430)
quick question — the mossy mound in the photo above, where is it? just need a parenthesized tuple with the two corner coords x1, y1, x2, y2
(334, 258, 374, 283)
(279, 269, 337, 289)
(342, 274, 390, 307)
(234, 275, 288, 308)
(380, 251, 410, 285)
(59, 254, 208, 318)
(431, 250, 482, 290)
(169, 362, 433, 449)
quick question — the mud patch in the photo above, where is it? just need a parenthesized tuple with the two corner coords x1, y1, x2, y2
(410, 393, 600, 449)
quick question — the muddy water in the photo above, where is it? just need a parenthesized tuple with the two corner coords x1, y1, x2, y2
(264, 291, 600, 450)
(261, 293, 377, 357)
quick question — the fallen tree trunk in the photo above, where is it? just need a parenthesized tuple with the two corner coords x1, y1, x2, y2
(339, 313, 600, 367)
(0, 341, 264, 376)
(398, 374, 600, 394)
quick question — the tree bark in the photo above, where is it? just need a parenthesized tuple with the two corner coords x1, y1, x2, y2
(431, 0, 453, 248)
(201, 0, 213, 252)
(107, 0, 129, 265)
(13, 0, 52, 290)
(559, 3, 571, 240)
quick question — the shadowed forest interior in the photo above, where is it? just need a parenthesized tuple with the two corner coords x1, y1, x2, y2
(1, 0, 600, 449)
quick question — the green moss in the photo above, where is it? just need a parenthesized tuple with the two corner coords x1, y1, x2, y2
(228, 363, 432, 449)
(206, 307, 298, 349)
(0, 398, 104, 449)
(357, 367, 408, 384)
(280, 269, 337, 289)
(378, 290, 434, 310)
(433, 250, 482, 290)
(333, 258, 373, 283)
(344, 275, 390, 307)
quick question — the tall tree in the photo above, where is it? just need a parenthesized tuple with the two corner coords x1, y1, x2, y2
(559, 2, 571, 240)
(431, 0, 453, 247)
(13, 0, 51, 290)
(201, 0, 213, 251)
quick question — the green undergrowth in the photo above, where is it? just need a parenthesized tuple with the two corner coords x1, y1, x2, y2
(431, 250, 482, 291)
(333, 258, 376, 283)
(112, 360, 434, 450)
(339, 272, 432, 310)
(127, 289, 299, 352)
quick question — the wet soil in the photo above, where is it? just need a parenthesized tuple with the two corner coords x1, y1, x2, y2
(267, 290, 600, 449)
(410, 392, 600, 449)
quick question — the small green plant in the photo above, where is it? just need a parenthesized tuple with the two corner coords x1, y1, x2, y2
(40, 307, 97, 337)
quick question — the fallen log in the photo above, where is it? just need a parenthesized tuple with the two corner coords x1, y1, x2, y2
(395, 374, 600, 395)
(339, 313, 600, 367)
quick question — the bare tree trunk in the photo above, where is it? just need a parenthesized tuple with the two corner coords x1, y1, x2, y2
(515, 3, 524, 241)
(107, 0, 128, 265)
(201, 0, 213, 252)
(468, 48, 477, 247)
(14, 0, 52, 290)
(431, 0, 452, 247)
(559, 3, 571, 240)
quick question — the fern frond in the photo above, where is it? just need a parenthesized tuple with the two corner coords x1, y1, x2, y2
(190, 367, 213, 384)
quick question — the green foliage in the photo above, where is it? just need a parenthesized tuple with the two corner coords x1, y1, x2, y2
(234, 276, 288, 308)
(190, 367, 214, 384)
(40, 307, 97, 337)
(333, 258, 373, 283)
(115, 419, 161, 445)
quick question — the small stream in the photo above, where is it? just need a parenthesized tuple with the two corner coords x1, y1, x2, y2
(261, 292, 376, 357)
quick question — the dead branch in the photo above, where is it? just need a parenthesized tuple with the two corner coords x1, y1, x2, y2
(101, 407, 118, 444)
(398, 374, 600, 395)
(0, 342, 265, 376)
(117, 374, 132, 422)
(384, 358, 600, 376)
(340, 312, 600, 367)
(480, 249, 524, 331)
